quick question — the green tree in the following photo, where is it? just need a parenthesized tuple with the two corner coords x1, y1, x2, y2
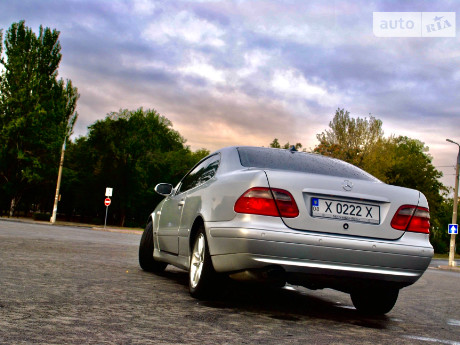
(60, 108, 208, 227)
(314, 108, 384, 166)
(269, 138, 303, 150)
(0, 21, 78, 216)
(269, 138, 281, 148)
(430, 197, 459, 253)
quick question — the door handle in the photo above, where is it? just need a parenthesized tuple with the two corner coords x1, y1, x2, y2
(178, 200, 185, 207)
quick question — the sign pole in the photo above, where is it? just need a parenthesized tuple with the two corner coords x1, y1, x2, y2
(447, 139, 460, 267)
(104, 205, 109, 229)
(104, 188, 113, 230)
(103, 197, 112, 229)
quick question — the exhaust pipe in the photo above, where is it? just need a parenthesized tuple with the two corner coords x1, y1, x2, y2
(229, 266, 286, 287)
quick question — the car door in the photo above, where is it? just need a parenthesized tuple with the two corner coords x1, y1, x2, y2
(178, 154, 221, 256)
(157, 192, 185, 255)
(157, 155, 219, 255)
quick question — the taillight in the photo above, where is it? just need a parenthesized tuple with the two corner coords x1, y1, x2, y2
(234, 187, 299, 218)
(391, 205, 430, 234)
(272, 189, 299, 217)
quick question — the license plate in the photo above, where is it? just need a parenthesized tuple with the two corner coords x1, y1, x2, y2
(311, 198, 380, 224)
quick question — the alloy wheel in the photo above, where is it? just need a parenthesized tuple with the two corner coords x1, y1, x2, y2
(190, 233, 205, 288)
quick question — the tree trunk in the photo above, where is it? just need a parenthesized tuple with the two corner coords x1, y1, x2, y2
(9, 194, 23, 217)
(120, 212, 126, 228)
(9, 197, 16, 217)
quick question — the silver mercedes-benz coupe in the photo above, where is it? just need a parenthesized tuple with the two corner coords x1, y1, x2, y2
(139, 146, 433, 314)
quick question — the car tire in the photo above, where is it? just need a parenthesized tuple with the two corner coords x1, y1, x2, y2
(139, 220, 167, 272)
(189, 225, 216, 299)
(350, 288, 399, 315)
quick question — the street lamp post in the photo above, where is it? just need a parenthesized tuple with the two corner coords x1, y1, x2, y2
(50, 137, 66, 224)
(446, 139, 460, 267)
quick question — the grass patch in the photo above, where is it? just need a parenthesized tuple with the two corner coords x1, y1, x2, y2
(33, 212, 51, 221)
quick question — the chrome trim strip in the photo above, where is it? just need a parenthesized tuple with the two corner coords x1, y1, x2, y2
(302, 188, 390, 203)
(254, 257, 419, 277)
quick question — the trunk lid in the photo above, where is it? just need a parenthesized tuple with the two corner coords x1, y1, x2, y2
(264, 170, 420, 240)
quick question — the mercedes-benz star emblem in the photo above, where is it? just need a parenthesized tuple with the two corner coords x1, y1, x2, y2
(342, 180, 353, 191)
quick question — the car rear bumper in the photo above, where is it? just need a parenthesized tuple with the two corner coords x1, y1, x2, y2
(207, 222, 433, 287)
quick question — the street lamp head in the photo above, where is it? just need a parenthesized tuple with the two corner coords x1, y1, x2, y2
(446, 138, 460, 147)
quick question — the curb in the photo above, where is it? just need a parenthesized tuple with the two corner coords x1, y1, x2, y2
(435, 265, 460, 272)
(91, 227, 143, 235)
(0, 217, 143, 234)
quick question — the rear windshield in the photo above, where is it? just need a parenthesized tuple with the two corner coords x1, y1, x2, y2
(237, 147, 379, 182)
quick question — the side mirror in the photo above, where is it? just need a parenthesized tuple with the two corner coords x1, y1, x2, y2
(154, 183, 173, 196)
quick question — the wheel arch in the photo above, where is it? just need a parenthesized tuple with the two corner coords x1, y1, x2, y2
(189, 216, 205, 253)
(147, 213, 155, 226)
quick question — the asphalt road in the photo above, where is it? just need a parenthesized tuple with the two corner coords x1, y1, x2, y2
(1, 220, 459, 345)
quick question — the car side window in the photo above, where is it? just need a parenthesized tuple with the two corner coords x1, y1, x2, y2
(177, 154, 220, 194)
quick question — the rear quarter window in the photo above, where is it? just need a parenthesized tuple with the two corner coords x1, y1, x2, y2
(237, 147, 379, 182)
(177, 153, 221, 194)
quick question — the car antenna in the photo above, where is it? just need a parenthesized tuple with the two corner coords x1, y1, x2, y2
(289, 145, 297, 152)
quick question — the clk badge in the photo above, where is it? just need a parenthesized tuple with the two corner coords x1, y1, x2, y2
(342, 180, 353, 191)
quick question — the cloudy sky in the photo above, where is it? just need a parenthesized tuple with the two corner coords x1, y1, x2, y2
(1, 0, 459, 189)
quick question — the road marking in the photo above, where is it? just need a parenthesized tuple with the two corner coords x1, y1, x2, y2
(447, 319, 460, 326)
(404, 335, 460, 345)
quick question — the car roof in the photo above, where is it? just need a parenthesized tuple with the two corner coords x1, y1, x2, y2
(209, 146, 379, 182)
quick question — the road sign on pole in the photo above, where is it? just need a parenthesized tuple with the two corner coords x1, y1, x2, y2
(105, 187, 113, 197)
(104, 197, 111, 228)
(448, 224, 458, 235)
(447, 139, 459, 267)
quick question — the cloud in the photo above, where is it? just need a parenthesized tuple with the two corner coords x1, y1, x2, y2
(237, 50, 271, 78)
(132, 0, 156, 15)
(270, 69, 342, 106)
(142, 10, 225, 47)
(178, 53, 226, 84)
